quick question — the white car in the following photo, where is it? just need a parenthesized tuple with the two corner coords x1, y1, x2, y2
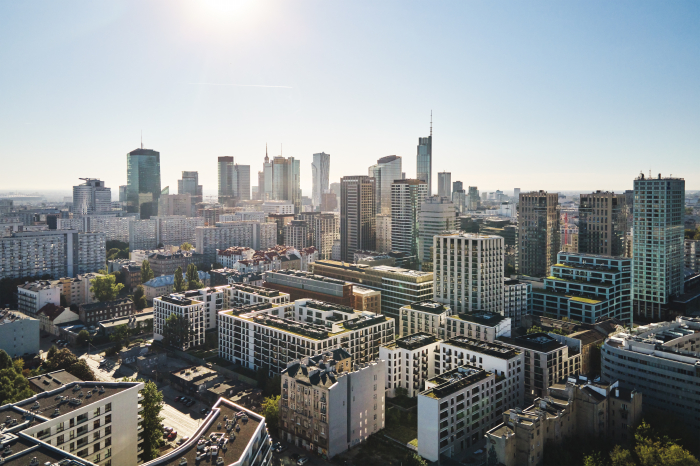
(297, 457, 309, 465)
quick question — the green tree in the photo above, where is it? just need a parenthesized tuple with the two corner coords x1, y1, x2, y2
(0, 350, 34, 406)
(161, 314, 193, 350)
(609, 445, 636, 466)
(261, 395, 280, 431)
(583, 452, 605, 466)
(90, 275, 124, 302)
(173, 267, 186, 292)
(141, 260, 154, 283)
(180, 242, 193, 251)
(186, 264, 203, 290)
(43, 348, 96, 381)
(110, 324, 129, 350)
(77, 330, 91, 347)
(140, 380, 165, 461)
(133, 286, 147, 310)
(401, 453, 428, 466)
(528, 325, 566, 336)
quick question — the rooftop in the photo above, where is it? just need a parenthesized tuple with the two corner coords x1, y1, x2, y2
(385, 332, 439, 351)
(449, 311, 506, 326)
(444, 337, 521, 360)
(15, 382, 137, 418)
(156, 295, 197, 307)
(403, 300, 449, 315)
(27, 370, 81, 393)
(502, 333, 566, 353)
(79, 297, 132, 311)
(422, 365, 492, 399)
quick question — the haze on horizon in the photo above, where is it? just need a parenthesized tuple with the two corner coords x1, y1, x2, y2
(0, 1, 698, 193)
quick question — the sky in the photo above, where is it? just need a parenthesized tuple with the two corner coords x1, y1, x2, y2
(0, 0, 698, 196)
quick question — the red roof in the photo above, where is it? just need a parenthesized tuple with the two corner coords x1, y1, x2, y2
(37, 303, 68, 321)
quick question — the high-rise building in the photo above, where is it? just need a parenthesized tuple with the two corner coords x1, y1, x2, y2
(126, 147, 161, 219)
(270, 156, 301, 213)
(233, 164, 251, 201)
(72, 178, 111, 216)
(154, 293, 205, 350)
(217, 156, 235, 204)
(262, 148, 273, 201)
(434, 232, 505, 314)
(368, 155, 402, 215)
(314, 213, 339, 260)
(119, 185, 127, 203)
(340, 176, 376, 262)
(686, 239, 700, 273)
(321, 192, 337, 212)
(195, 221, 277, 263)
(158, 193, 193, 217)
(418, 196, 457, 267)
(517, 191, 560, 277)
(376, 214, 392, 253)
(579, 191, 629, 256)
(468, 186, 480, 210)
(513, 188, 520, 203)
(437, 172, 451, 199)
(632, 174, 685, 320)
(453, 181, 463, 193)
(311, 152, 330, 208)
(391, 179, 428, 266)
(417, 118, 433, 196)
(177, 171, 203, 205)
(284, 220, 312, 250)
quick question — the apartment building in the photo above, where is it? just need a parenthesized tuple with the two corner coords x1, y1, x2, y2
(145, 249, 203, 277)
(380, 332, 441, 398)
(310, 260, 434, 325)
(376, 214, 392, 253)
(78, 298, 134, 325)
(0, 379, 144, 466)
(685, 239, 700, 273)
(128, 219, 157, 251)
(444, 311, 511, 342)
(84, 216, 131, 242)
(353, 286, 381, 314)
(487, 375, 642, 466)
(218, 298, 394, 376)
(517, 191, 560, 277)
(195, 221, 277, 263)
(36, 303, 80, 335)
(504, 279, 531, 328)
(391, 179, 428, 267)
(500, 332, 581, 403)
(262, 201, 295, 215)
(313, 213, 339, 260)
(0, 230, 106, 280)
(158, 193, 193, 217)
(418, 365, 497, 462)
(263, 270, 354, 307)
(17, 280, 60, 316)
(153, 294, 205, 350)
(399, 300, 453, 338)
(0, 309, 40, 357)
(530, 252, 633, 323)
(153, 215, 205, 247)
(279, 351, 385, 457)
(51, 273, 103, 306)
(284, 220, 312, 250)
(578, 191, 630, 256)
(72, 178, 112, 216)
(418, 196, 457, 268)
(601, 316, 700, 434)
(433, 232, 505, 315)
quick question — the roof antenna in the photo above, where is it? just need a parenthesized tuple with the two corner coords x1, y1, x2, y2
(141, 130, 143, 149)
(430, 110, 432, 137)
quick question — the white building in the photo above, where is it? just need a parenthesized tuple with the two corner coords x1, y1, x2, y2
(418, 196, 457, 266)
(36, 303, 80, 335)
(153, 215, 205, 247)
(445, 311, 511, 342)
(72, 178, 112, 216)
(311, 152, 330, 208)
(218, 298, 394, 376)
(129, 219, 158, 251)
(685, 239, 700, 273)
(279, 350, 385, 457)
(51, 272, 103, 306)
(314, 213, 339, 260)
(195, 221, 277, 263)
(434, 232, 505, 314)
(216, 247, 256, 268)
(220, 211, 268, 223)
(399, 300, 453, 339)
(153, 293, 205, 350)
(262, 201, 295, 215)
(87, 215, 132, 242)
(503, 278, 531, 328)
(380, 332, 441, 398)
(17, 280, 60, 316)
(57, 217, 84, 230)
(376, 214, 392, 253)
(0, 309, 40, 357)
(158, 193, 193, 217)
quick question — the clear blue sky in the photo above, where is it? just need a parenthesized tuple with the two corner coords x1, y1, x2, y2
(1, 0, 698, 194)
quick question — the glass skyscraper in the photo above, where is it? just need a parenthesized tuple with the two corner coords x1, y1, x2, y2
(417, 123, 432, 196)
(218, 156, 234, 204)
(311, 152, 330, 208)
(368, 155, 402, 215)
(126, 148, 161, 219)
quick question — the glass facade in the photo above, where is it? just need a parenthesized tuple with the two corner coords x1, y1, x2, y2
(126, 148, 161, 219)
(368, 155, 402, 215)
(218, 156, 234, 203)
(417, 135, 432, 196)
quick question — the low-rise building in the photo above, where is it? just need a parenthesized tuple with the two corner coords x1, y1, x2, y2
(153, 293, 205, 350)
(418, 365, 497, 462)
(263, 269, 354, 307)
(399, 300, 453, 338)
(0, 308, 40, 357)
(353, 286, 381, 314)
(142, 271, 210, 303)
(98, 312, 153, 336)
(380, 332, 441, 398)
(78, 298, 134, 326)
(279, 350, 385, 457)
(36, 303, 79, 335)
(445, 311, 511, 342)
(122, 262, 142, 291)
(52, 272, 104, 306)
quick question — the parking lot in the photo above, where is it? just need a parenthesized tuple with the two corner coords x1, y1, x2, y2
(270, 439, 334, 466)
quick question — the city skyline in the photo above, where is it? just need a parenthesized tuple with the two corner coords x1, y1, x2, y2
(1, 1, 698, 193)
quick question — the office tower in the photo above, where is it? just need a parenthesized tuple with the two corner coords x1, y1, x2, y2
(284, 220, 312, 249)
(418, 196, 457, 267)
(368, 155, 402, 215)
(217, 156, 235, 204)
(340, 176, 376, 262)
(391, 179, 428, 267)
(233, 164, 251, 200)
(321, 192, 337, 212)
(270, 156, 301, 213)
(158, 193, 193, 217)
(453, 181, 463, 193)
(126, 146, 161, 219)
(417, 118, 432, 195)
(251, 185, 259, 200)
(437, 172, 451, 199)
(376, 214, 392, 253)
(311, 152, 330, 208)
(513, 188, 521, 203)
(314, 213, 339, 260)
(632, 174, 685, 320)
(72, 178, 111, 216)
(579, 191, 630, 256)
(262, 149, 274, 201)
(434, 232, 505, 314)
(465, 186, 479, 210)
(452, 189, 466, 214)
(118, 185, 127, 203)
(517, 191, 560, 277)
(177, 171, 203, 204)
(256, 171, 265, 200)
(330, 182, 341, 198)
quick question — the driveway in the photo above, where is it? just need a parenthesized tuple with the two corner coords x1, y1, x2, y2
(159, 385, 212, 444)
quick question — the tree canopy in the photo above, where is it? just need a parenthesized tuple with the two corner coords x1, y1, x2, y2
(141, 260, 154, 283)
(186, 264, 203, 290)
(110, 324, 129, 350)
(261, 395, 280, 431)
(140, 380, 164, 461)
(90, 274, 124, 302)
(43, 348, 96, 381)
(173, 267, 186, 292)
(0, 350, 34, 406)
(180, 242, 193, 251)
(77, 330, 91, 347)
(133, 285, 147, 310)
(161, 314, 194, 350)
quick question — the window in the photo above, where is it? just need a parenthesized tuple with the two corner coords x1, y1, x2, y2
(105, 403, 112, 413)
(105, 414, 112, 424)
(57, 434, 65, 445)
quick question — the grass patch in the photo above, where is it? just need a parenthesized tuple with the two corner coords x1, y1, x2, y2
(384, 407, 418, 445)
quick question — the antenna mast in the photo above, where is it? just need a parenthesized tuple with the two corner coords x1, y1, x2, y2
(430, 110, 433, 137)
(141, 130, 143, 149)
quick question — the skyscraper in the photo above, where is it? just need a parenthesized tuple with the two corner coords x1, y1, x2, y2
(513, 188, 521, 203)
(418, 196, 457, 268)
(368, 155, 402, 215)
(178, 171, 203, 204)
(72, 178, 111, 216)
(632, 174, 685, 321)
(391, 179, 428, 268)
(233, 164, 251, 200)
(311, 152, 330, 208)
(217, 156, 234, 204)
(417, 116, 433, 196)
(517, 191, 560, 277)
(340, 176, 376, 262)
(578, 191, 629, 257)
(468, 186, 480, 210)
(126, 147, 161, 219)
(272, 156, 301, 213)
(437, 172, 452, 199)
(262, 148, 273, 201)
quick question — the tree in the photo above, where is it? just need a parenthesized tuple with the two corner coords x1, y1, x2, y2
(488, 445, 498, 465)
(180, 242, 193, 251)
(43, 348, 96, 381)
(0, 350, 34, 406)
(90, 274, 124, 302)
(186, 264, 203, 290)
(173, 267, 186, 292)
(140, 380, 164, 461)
(161, 314, 194, 350)
(609, 445, 636, 466)
(141, 260, 154, 283)
(583, 452, 605, 466)
(60, 294, 68, 307)
(528, 325, 566, 336)
(110, 324, 129, 350)
(77, 330, 91, 347)
(261, 395, 280, 431)
(505, 263, 516, 277)
(401, 453, 428, 466)
(133, 286, 147, 310)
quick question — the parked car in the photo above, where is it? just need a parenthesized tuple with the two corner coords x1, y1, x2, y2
(177, 436, 189, 445)
(186, 400, 195, 407)
(175, 396, 183, 402)
(276, 444, 288, 453)
(167, 431, 177, 440)
(180, 397, 189, 404)
(200, 408, 210, 415)
(297, 457, 309, 465)
(163, 426, 173, 435)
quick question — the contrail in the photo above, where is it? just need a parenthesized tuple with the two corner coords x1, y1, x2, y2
(187, 82, 292, 88)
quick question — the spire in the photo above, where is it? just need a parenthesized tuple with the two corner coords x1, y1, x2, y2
(141, 130, 143, 149)
(265, 143, 269, 163)
(430, 111, 432, 137)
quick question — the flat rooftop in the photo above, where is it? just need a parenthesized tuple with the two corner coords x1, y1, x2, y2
(27, 370, 81, 393)
(384, 332, 439, 350)
(449, 311, 506, 326)
(422, 365, 492, 399)
(501, 333, 566, 353)
(444, 337, 521, 360)
(16, 382, 136, 418)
